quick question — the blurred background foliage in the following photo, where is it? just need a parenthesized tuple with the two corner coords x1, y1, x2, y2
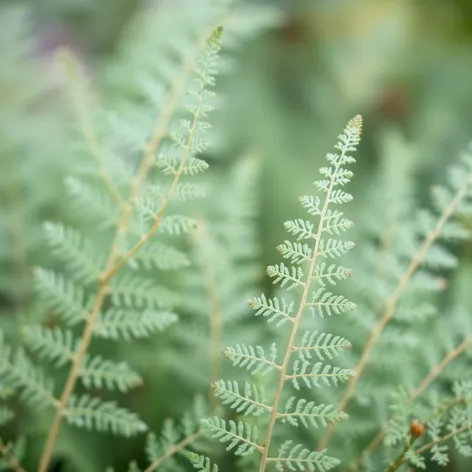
(2, 0, 472, 470)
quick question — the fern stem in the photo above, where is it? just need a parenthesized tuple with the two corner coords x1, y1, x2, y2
(257, 129, 357, 472)
(0, 438, 26, 472)
(144, 429, 203, 472)
(37, 31, 212, 472)
(319, 172, 472, 450)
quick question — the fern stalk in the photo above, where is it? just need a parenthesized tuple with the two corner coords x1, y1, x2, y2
(319, 171, 472, 450)
(37, 28, 219, 472)
(257, 115, 362, 472)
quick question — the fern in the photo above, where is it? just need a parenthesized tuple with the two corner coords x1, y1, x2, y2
(0, 22, 225, 472)
(205, 116, 362, 471)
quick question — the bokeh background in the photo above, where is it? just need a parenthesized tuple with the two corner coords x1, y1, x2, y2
(2, 0, 472, 470)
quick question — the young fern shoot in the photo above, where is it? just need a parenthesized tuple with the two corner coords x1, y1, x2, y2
(204, 116, 363, 471)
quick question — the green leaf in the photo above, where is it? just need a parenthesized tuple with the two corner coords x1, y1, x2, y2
(65, 394, 147, 437)
(224, 343, 279, 375)
(202, 417, 260, 456)
(212, 381, 270, 416)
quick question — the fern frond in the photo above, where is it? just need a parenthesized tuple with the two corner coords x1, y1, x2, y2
(80, 356, 142, 392)
(188, 453, 219, 472)
(307, 288, 355, 317)
(284, 219, 316, 241)
(34, 269, 87, 326)
(249, 295, 294, 326)
(269, 441, 340, 471)
(66, 177, 120, 227)
(277, 240, 313, 264)
(267, 263, 305, 290)
(23, 326, 75, 367)
(110, 274, 179, 310)
(213, 381, 270, 416)
(158, 215, 198, 236)
(202, 417, 262, 455)
(318, 238, 355, 259)
(223, 343, 280, 375)
(288, 360, 354, 390)
(277, 398, 347, 429)
(0, 344, 57, 410)
(95, 309, 178, 341)
(132, 241, 190, 270)
(65, 394, 147, 437)
(313, 263, 353, 287)
(43, 222, 103, 284)
(294, 331, 352, 361)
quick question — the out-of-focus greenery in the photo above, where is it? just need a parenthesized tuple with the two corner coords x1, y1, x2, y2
(1, 0, 472, 471)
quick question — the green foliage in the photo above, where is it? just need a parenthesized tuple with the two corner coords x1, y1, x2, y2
(204, 116, 362, 470)
(2, 1, 472, 472)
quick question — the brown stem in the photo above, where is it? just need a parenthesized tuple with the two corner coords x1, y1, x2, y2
(0, 438, 27, 472)
(318, 173, 472, 450)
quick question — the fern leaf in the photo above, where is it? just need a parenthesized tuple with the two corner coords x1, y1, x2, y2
(158, 215, 198, 235)
(0, 342, 56, 410)
(43, 222, 103, 283)
(156, 155, 209, 176)
(269, 441, 340, 471)
(34, 269, 87, 326)
(294, 331, 352, 360)
(307, 287, 355, 317)
(318, 238, 355, 259)
(284, 219, 316, 241)
(299, 196, 322, 216)
(80, 356, 142, 392)
(323, 209, 354, 235)
(95, 309, 177, 341)
(110, 274, 179, 310)
(267, 263, 305, 290)
(313, 263, 353, 287)
(277, 240, 313, 264)
(133, 241, 190, 271)
(188, 453, 219, 472)
(289, 359, 354, 390)
(278, 397, 348, 428)
(66, 176, 119, 227)
(212, 381, 270, 416)
(249, 295, 294, 326)
(202, 417, 261, 456)
(23, 326, 75, 367)
(65, 394, 147, 436)
(223, 343, 279, 375)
